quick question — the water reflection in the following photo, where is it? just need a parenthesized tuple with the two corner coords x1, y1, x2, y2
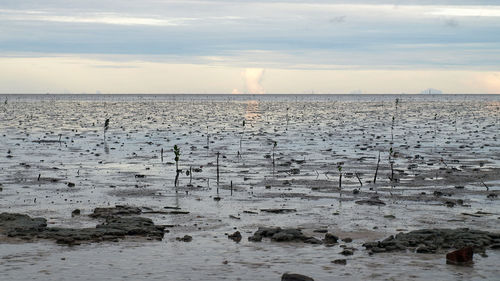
(244, 100, 261, 122)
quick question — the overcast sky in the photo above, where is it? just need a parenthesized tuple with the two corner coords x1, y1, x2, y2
(1, 0, 499, 94)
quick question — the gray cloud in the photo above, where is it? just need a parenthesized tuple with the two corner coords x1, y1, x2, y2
(0, 1, 499, 70)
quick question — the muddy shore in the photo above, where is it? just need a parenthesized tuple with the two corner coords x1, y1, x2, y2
(0, 94, 499, 280)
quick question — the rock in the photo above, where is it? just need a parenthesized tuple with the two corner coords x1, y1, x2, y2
(228, 231, 242, 242)
(272, 229, 305, 242)
(90, 205, 142, 218)
(355, 197, 385, 206)
(340, 249, 354, 256)
(260, 209, 296, 214)
(176, 235, 192, 242)
(248, 227, 322, 244)
(331, 259, 346, 265)
(446, 247, 473, 265)
(281, 273, 314, 281)
(71, 209, 81, 217)
(343, 237, 353, 243)
(248, 234, 262, 242)
(365, 228, 500, 254)
(0, 212, 165, 245)
(323, 233, 338, 244)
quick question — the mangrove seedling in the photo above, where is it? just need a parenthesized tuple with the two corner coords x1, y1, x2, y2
(389, 147, 394, 182)
(272, 141, 277, 167)
(174, 145, 180, 187)
(104, 118, 110, 138)
(216, 151, 220, 186)
(337, 164, 342, 191)
(240, 120, 245, 152)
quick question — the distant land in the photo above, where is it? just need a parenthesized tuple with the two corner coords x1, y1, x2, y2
(420, 88, 443, 94)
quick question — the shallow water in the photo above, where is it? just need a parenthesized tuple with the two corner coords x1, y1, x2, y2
(0, 94, 499, 280)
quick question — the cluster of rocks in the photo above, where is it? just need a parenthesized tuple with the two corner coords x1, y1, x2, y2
(0, 207, 166, 245)
(248, 227, 338, 245)
(363, 228, 500, 254)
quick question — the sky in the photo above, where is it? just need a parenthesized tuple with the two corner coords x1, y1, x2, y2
(1, 0, 499, 94)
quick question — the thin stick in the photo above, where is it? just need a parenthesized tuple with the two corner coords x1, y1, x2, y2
(355, 172, 362, 187)
(480, 180, 489, 191)
(231, 181, 233, 196)
(216, 152, 220, 186)
(374, 152, 380, 184)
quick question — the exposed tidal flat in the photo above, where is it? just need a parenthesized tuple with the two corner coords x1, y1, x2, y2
(0, 94, 499, 280)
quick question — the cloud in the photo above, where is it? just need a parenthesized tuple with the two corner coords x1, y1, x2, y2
(243, 68, 265, 94)
(445, 18, 459, 27)
(329, 15, 346, 23)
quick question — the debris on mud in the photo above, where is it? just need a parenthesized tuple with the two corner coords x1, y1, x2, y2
(363, 228, 500, 254)
(446, 246, 474, 265)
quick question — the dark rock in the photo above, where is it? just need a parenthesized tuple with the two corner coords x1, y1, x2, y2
(331, 259, 346, 265)
(446, 247, 473, 265)
(323, 233, 338, 244)
(0, 212, 165, 245)
(67, 182, 75, 187)
(260, 208, 296, 214)
(176, 235, 192, 242)
(355, 197, 386, 206)
(228, 231, 242, 243)
(248, 234, 262, 242)
(340, 249, 354, 256)
(281, 273, 314, 281)
(90, 205, 142, 218)
(365, 228, 500, 254)
(343, 237, 353, 243)
(248, 227, 322, 244)
(71, 209, 81, 217)
(0, 213, 47, 234)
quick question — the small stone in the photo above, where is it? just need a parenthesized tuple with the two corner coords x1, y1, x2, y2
(176, 235, 192, 242)
(281, 273, 314, 281)
(331, 259, 346, 265)
(71, 209, 81, 217)
(340, 249, 353, 256)
(342, 237, 353, 243)
(228, 231, 242, 243)
(323, 233, 338, 244)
